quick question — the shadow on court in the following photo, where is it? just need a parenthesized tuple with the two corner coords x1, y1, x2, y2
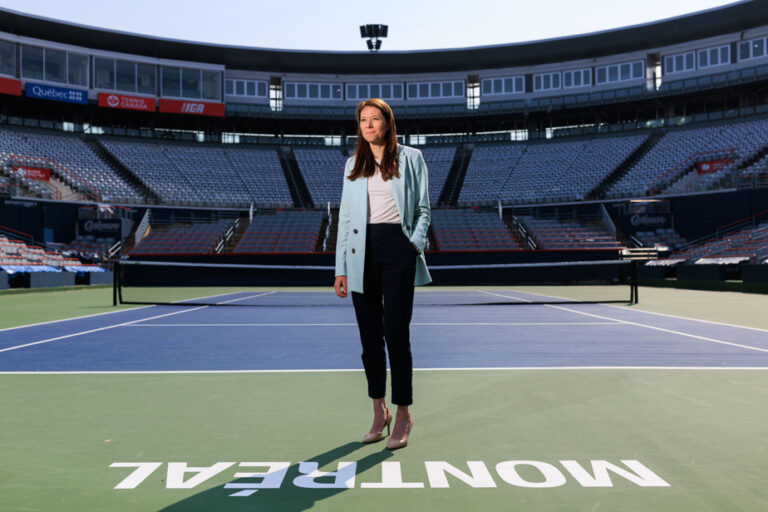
(158, 441, 394, 512)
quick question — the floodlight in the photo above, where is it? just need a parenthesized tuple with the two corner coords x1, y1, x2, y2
(360, 24, 388, 52)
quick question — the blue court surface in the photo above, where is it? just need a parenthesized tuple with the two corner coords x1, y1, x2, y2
(2, 289, 767, 371)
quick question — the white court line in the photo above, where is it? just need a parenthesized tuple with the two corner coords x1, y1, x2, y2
(605, 303, 768, 334)
(0, 290, 273, 334)
(126, 321, 621, 327)
(214, 291, 275, 305)
(0, 292, 275, 354)
(480, 287, 768, 334)
(0, 305, 151, 333)
(478, 290, 768, 355)
(2, 366, 768, 375)
(0, 306, 208, 354)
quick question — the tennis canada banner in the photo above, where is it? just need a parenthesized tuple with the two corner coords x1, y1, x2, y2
(111, 459, 670, 497)
(98, 93, 155, 112)
(0, 76, 22, 96)
(158, 99, 225, 117)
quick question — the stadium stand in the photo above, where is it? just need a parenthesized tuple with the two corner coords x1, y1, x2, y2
(61, 236, 117, 262)
(101, 140, 293, 208)
(233, 211, 324, 253)
(0, 127, 144, 203)
(421, 146, 457, 206)
(737, 152, 768, 189)
(0, 235, 82, 268)
(517, 216, 625, 250)
(458, 134, 647, 205)
(669, 221, 768, 263)
(634, 228, 687, 250)
(130, 219, 235, 255)
(293, 148, 347, 207)
(608, 117, 768, 197)
(459, 143, 526, 205)
(431, 209, 520, 251)
(294, 146, 457, 207)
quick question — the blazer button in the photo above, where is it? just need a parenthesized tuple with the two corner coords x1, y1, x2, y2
(406, 225, 411, 230)
(351, 248, 356, 253)
(353, 229, 358, 234)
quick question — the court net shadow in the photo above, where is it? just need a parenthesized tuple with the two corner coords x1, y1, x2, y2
(158, 441, 393, 512)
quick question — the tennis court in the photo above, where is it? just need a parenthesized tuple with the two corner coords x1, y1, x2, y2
(2, 285, 768, 511)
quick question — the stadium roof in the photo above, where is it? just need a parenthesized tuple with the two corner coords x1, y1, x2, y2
(1, 1, 767, 74)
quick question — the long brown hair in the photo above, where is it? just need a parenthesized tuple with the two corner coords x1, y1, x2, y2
(348, 98, 399, 181)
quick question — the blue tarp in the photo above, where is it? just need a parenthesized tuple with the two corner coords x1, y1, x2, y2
(0, 265, 59, 274)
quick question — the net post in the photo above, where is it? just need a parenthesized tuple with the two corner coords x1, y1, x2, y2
(630, 259, 639, 304)
(112, 259, 120, 306)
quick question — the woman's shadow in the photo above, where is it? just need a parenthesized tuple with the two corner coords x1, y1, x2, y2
(158, 441, 393, 512)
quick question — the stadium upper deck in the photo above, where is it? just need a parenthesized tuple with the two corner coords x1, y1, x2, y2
(0, 1, 767, 123)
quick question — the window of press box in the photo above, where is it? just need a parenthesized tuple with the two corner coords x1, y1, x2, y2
(699, 45, 730, 67)
(161, 66, 181, 97)
(182, 68, 201, 99)
(68, 53, 88, 86)
(95, 58, 114, 89)
(0, 40, 14, 76)
(44, 49, 66, 83)
(21, 45, 44, 80)
(137, 63, 155, 95)
(116, 60, 136, 92)
(738, 38, 767, 61)
(202, 70, 220, 100)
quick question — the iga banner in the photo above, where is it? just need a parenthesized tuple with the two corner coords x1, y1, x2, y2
(98, 93, 155, 111)
(697, 158, 734, 174)
(13, 166, 50, 181)
(25, 83, 88, 104)
(0, 76, 22, 96)
(158, 99, 225, 117)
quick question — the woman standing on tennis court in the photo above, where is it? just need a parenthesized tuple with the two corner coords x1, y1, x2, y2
(334, 98, 431, 450)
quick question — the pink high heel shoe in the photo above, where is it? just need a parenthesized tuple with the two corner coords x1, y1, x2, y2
(363, 408, 392, 444)
(386, 415, 413, 450)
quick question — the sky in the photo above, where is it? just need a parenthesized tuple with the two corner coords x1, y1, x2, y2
(0, 0, 745, 52)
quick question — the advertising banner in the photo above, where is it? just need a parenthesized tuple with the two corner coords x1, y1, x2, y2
(13, 166, 50, 181)
(0, 76, 22, 96)
(98, 92, 155, 112)
(78, 219, 122, 238)
(697, 158, 734, 174)
(25, 83, 88, 104)
(158, 99, 225, 117)
(615, 213, 672, 234)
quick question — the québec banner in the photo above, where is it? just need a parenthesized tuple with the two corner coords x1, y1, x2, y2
(25, 83, 88, 104)
(98, 93, 155, 112)
(158, 99, 225, 117)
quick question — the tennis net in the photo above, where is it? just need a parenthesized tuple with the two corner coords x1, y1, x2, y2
(114, 259, 638, 306)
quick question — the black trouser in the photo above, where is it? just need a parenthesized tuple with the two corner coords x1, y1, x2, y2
(351, 223, 417, 406)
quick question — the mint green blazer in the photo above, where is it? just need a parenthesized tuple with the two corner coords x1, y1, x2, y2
(335, 145, 432, 294)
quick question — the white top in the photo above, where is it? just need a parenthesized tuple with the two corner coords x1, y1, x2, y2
(367, 158, 401, 224)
